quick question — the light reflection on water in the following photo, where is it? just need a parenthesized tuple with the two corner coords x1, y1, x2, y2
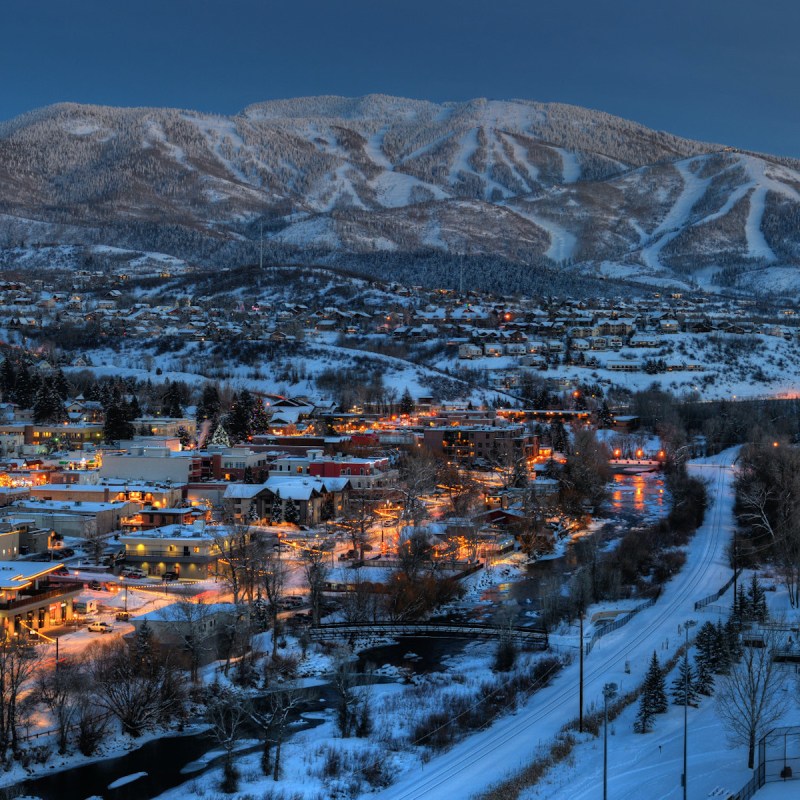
(609, 472, 667, 519)
(476, 471, 670, 616)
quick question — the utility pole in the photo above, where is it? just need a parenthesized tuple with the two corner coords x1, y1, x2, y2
(682, 620, 697, 800)
(732, 527, 738, 609)
(603, 682, 617, 800)
(579, 611, 584, 732)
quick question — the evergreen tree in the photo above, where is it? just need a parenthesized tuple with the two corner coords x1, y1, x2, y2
(746, 574, 768, 623)
(85, 382, 101, 402)
(227, 390, 255, 442)
(176, 426, 193, 449)
(694, 621, 719, 694)
(33, 380, 64, 423)
(161, 382, 184, 417)
(715, 620, 733, 674)
(634, 650, 668, 734)
(284, 499, 300, 526)
(399, 388, 415, 415)
(133, 620, 155, 674)
(634, 690, 655, 734)
(196, 384, 221, 426)
(550, 421, 568, 453)
(722, 617, 743, 668)
(270, 491, 283, 524)
(0, 359, 16, 401)
(598, 400, 614, 428)
(649, 651, 668, 713)
(103, 404, 135, 444)
(251, 400, 271, 435)
(671, 654, 699, 707)
(694, 655, 715, 697)
(211, 422, 231, 447)
(127, 394, 141, 420)
(53, 368, 70, 400)
(733, 584, 749, 626)
(12, 362, 39, 408)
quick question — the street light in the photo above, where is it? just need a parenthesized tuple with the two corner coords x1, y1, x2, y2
(603, 682, 618, 800)
(682, 619, 697, 800)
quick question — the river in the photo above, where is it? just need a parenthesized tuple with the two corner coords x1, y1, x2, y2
(8, 473, 667, 800)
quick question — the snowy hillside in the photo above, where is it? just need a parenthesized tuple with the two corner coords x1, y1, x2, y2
(2, 95, 800, 293)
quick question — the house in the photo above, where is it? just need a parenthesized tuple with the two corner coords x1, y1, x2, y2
(222, 483, 267, 523)
(119, 521, 220, 579)
(263, 477, 327, 526)
(0, 561, 81, 635)
(458, 343, 483, 360)
(129, 601, 245, 667)
(11, 497, 138, 537)
(120, 506, 209, 533)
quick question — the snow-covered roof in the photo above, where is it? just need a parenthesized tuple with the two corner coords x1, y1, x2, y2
(135, 601, 239, 623)
(223, 484, 265, 500)
(264, 476, 325, 501)
(0, 560, 65, 590)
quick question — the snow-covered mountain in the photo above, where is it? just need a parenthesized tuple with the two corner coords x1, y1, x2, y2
(2, 95, 800, 294)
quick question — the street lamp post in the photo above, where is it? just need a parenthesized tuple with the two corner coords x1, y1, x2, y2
(603, 682, 618, 800)
(682, 620, 697, 800)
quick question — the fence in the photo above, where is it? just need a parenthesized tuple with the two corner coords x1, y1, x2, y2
(584, 597, 657, 655)
(694, 570, 739, 611)
(727, 728, 799, 800)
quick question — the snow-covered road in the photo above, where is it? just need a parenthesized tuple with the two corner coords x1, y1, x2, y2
(371, 452, 738, 800)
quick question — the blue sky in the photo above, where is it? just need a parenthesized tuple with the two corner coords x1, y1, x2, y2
(2, 0, 799, 157)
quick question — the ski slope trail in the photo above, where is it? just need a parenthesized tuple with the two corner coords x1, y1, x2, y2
(370, 451, 737, 800)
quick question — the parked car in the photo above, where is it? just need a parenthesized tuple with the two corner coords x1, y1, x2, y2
(88, 580, 102, 590)
(162, 571, 179, 582)
(120, 567, 146, 579)
(88, 621, 113, 633)
(285, 595, 304, 606)
(115, 611, 130, 622)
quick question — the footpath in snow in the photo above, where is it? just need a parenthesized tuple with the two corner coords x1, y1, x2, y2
(369, 451, 741, 800)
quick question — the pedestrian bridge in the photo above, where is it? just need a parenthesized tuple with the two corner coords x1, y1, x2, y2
(308, 621, 548, 648)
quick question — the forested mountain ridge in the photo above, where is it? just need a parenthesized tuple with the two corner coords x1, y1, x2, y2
(2, 95, 800, 294)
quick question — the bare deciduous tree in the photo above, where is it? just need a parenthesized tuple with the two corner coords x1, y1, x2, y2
(258, 547, 288, 660)
(0, 639, 42, 756)
(33, 661, 83, 754)
(248, 685, 302, 780)
(715, 629, 785, 769)
(89, 640, 184, 737)
(398, 449, 439, 528)
(301, 540, 330, 626)
(205, 685, 248, 792)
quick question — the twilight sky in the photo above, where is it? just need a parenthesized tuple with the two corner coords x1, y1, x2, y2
(2, 0, 799, 157)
